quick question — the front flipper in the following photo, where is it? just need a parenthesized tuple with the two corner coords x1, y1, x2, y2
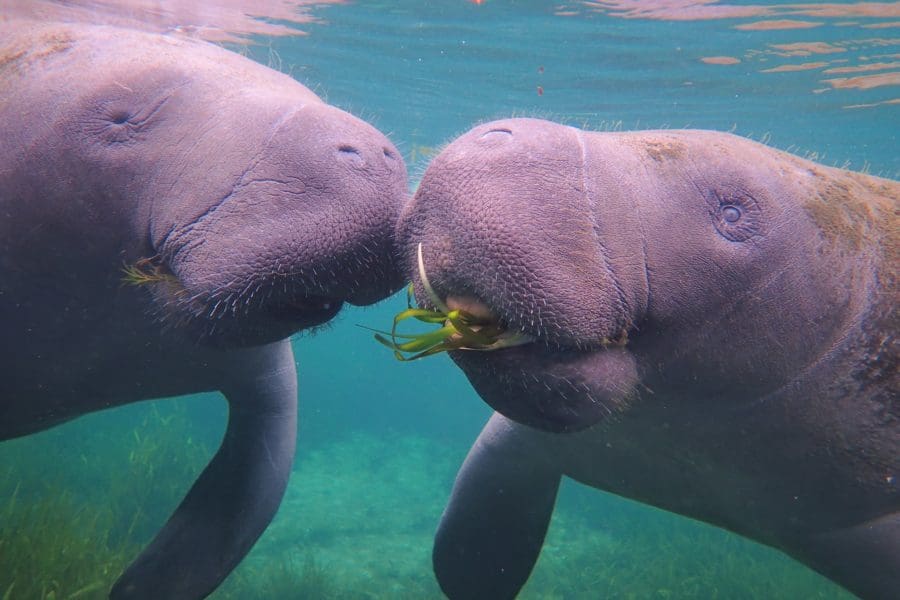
(111, 339, 298, 600)
(434, 413, 562, 600)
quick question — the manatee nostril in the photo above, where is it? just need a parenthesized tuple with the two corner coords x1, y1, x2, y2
(480, 127, 513, 141)
(383, 147, 396, 160)
(337, 144, 364, 164)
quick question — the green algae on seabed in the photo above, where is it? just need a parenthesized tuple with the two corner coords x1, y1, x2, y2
(0, 484, 133, 600)
(215, 431, 851, 600)
(367, 243, 530, 361)
(214, 432, 458, 599)
(0, 403, 211, 600)
(0, 410, 854, 600)
(219, 554, 339, 600)
(517, 497, 854, 600)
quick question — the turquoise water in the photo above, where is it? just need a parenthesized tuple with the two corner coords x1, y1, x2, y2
(2, 1, 897, 598)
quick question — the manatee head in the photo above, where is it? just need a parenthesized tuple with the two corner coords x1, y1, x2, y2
(11, 24, 408, 346)
(146, 87, 409, 345)
(398, 118, 870, 432)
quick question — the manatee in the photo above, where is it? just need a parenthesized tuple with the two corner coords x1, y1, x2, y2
(396, 119, 898, 599)
(0, 22, 407, 599)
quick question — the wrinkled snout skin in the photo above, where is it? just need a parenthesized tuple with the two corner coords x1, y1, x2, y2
(154, 97, 409, 320)
(402, 118, 898, 599)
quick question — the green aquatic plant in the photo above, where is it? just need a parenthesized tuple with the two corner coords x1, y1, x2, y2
(0, 482, 135, 600)
(368, 244, 531, 361)
(121, 256, 179, 287)
(0, 401, 213, 600)
(218, 554, 340, 600)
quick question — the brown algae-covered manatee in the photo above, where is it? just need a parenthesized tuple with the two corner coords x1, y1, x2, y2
(392, 118, 898, 598)
(0, 21, 408, 599)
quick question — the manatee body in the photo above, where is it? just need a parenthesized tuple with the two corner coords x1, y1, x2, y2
(398, 119, 898, 598)
(0, 22, 407, 599)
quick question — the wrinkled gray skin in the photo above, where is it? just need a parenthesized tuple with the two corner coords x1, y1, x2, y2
(398, 119, 898, 599)
(0, 22, 407, 599)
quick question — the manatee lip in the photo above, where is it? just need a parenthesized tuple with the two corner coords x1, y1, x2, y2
(442, 294, 626, 354)
(450, 342, 635, 433)
(445, 295, 497, 321)
(439, 299, 636, 432)
(443, 295, 535, 350)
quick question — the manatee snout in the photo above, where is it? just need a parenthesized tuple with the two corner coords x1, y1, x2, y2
(398, 118, 644, 431)
(399, 118, 633, 347)
(149, 85, 409, 345)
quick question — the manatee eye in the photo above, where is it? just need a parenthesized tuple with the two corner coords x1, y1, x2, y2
(110, 111, 130, 125)
(89, 105, 138, 144)
(708, 190, 762, 242)
(722, 205, 741, 223)
(85, 88, 174, 146)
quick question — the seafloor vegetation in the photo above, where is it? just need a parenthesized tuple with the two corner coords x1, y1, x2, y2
(0, 399, 852, 599)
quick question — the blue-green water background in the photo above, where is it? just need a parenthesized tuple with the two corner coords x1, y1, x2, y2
(2, 1, 897, 598)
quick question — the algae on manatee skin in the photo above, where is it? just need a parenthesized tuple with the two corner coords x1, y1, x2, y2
(120, 256, 180, 288)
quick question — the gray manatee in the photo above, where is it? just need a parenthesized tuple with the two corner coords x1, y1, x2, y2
(0, 21, 407, 599)
(397, 119, 898, 599)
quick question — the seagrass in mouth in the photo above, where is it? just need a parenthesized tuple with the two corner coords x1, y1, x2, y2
(365, 243, 533, 362)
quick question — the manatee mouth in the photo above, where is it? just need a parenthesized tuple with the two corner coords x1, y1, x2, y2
(367, 244, 533, 361)
(448, 316, 637, 433)
(450, 339, 639, 433)
(124, 256, 345, 340)
(369, 243, 639, 433)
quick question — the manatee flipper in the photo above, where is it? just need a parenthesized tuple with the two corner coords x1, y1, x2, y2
(434, 413, 562, 600)
(110, 340, 298, 600)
